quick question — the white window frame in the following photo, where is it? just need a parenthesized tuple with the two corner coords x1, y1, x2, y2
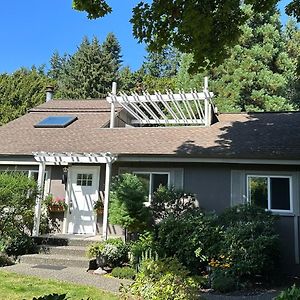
(133, 171, 170, 205)
(246, 174, 293, 213)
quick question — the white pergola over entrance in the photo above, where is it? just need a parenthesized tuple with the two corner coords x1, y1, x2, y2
(107, 77, 214, 127)
(32, 151, 117, 240)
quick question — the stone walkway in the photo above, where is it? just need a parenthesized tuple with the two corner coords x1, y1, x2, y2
(3, 264, 282, 300)
(2, 263, 129, 294)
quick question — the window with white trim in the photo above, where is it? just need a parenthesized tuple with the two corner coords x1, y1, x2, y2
(133, 172, 170, 204)
(247, 175, 292, 212)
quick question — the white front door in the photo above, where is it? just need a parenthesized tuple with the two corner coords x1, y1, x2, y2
(67, 166, 100, 234)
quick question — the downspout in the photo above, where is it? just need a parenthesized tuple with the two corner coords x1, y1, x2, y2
(102, 153, 117, 240)
(32, 161, 46, 236)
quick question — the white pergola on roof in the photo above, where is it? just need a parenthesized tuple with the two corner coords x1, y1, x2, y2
(107, 78, 214, 126)
(33, 152, 116, 165)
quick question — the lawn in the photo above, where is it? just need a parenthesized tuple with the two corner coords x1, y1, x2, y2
(0, 270, 119, 300)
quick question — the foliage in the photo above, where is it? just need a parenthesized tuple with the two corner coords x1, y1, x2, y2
(109, 173, 151, 233)
(43, 194, 68, 211)
(216, 204, 280, 281)
(0, 67, 53, 125)
(0, 172, 38, 239)
(32, 294, 68, 300)
(122, 258, 199, 300)
(156, 208, 221, 274)
(129, 232, 157, 269)
(111, 266, 136, 280)
(0, 270, 118, 300)
(0, 253, 14, 267)
(52, 34, 121, 99)
(86, 238, 128, 268)
(177, 6, 300, 112)
(276, 284, 300, 300)
(150, 185, 196, 220)
(71, 0, 300, 70)
(4, 232, 37, 257)
(210, 269, 236, 293)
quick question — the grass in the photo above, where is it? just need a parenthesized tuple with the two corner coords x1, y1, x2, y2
(0, 270, 119, 300)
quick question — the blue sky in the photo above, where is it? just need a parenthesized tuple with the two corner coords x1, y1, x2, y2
(0, 0, 294, 74)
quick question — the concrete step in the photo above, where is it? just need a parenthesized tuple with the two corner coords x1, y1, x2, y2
(33, 236, 101, 247)
(38, 245, 87, 257)
(19, 253, 90, 269)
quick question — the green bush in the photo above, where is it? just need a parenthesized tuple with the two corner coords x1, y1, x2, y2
(109, 173, 151, 233)
(210, 269, 236, 293)
(150, 185, 196, 220)
(129, 231, 157, 269)
(0, 172, 38, 239)
(0, 252, 14, 267)
(276, 284, 300, 299)
(32, 294, 68, 300)
(217, 204, 280, 281)
(156, 208, 221, 274)
(86, 238, 128, 268)
(122, 258, 200, 300)
(111, 266, 136, 279)
(5, 233, 37, 257)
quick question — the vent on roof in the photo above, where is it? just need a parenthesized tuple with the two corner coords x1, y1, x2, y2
(34, 116, 77, 128)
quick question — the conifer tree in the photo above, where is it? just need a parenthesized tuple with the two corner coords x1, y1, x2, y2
(0, 67, 51, 125)
(176, 5, 300, 112)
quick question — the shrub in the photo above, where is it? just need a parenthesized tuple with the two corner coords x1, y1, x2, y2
(210, 269, 236, 293)
(129, 231, 157, 269)
(0, 172, 38, 239)
(122, 258, 200, 300)
(276, 284, 300, 299)
(150, 185, 196, 220)
(32, 294, 68, 300)
(109, 173, 151, 233)
(217, 204, 280, 281)
(156, 208, 221, 274)
(0, 252, 14, 267)
(111, 266, 136, 279)
(4, 232, 37, 257)
(87, 238, 128, 268)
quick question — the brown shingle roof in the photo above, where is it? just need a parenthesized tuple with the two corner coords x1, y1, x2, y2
(0, 100, 300, 160)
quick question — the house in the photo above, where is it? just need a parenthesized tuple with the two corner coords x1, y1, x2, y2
(0, 82, 300, 273)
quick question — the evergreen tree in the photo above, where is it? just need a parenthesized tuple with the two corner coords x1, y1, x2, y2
(0, 67, 52, 125)
(176, 5, 299, 112)
(52, 34, 122, 99)
(143, 46, 181, 78)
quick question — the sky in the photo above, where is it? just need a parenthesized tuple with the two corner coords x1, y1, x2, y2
(0, 0, 294, 74)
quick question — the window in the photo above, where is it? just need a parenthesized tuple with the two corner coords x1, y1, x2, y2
(77, 174, 93, 186)
(247, 175, 292, 212)
(34, 116, 77, 128)
(134, 172, 169, 204)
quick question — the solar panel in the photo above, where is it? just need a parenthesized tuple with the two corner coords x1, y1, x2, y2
(34, 116, 78, 128)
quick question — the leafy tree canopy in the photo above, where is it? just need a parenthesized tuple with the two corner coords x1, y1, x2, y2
(72, 0, 299, 69)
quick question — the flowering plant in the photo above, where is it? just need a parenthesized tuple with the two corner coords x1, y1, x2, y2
(44, 194, 68, 211)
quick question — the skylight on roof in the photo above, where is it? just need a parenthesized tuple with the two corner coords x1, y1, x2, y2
(34, 116, 77, 128)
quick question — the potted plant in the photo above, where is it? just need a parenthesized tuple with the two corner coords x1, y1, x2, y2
(93, 199, 104, 215)
(44, 194, 68, 212)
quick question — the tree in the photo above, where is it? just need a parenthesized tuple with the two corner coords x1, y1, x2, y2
(176, 6, 300, 112)
(143, 46, 181, 78)
(71, 0, 300, 69)
(109, 173, 151, 234)
(0, 67, 52, 125)
(53, 34, 122, 99)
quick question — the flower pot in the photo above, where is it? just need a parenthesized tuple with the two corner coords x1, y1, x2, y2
(96, 208, 104, 215)
(96, 255, 108, 268)
(48, 205, 65, 213)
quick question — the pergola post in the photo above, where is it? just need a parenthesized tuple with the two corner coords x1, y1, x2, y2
(110, 82, 117, 129)
(32, 161, 46, 236)
(102, 160, 112, 240)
